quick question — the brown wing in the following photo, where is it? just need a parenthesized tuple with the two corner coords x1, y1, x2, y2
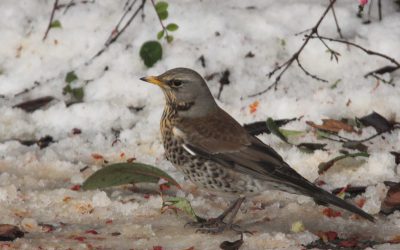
(175, 108, 375, 222)
(178, 109, 251, 153)
(176, 108, 308, 187)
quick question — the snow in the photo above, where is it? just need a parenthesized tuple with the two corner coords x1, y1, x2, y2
(0, 0, 400, 249)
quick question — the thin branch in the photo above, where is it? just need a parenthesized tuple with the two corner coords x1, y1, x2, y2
(296, 58, 328, 82)
(378, 0, 382, 21)
(60, 0, 95, 14)
(307, 35, 400, 67)
(248, 0, 337, 98)
(150, 0, 169, 38)
(330, 4, 343, 38)
(315, 32, 341, 62)
(90, 0, 146, 60)
(43, 0, 59, 41)
(368, 73, 394, 86)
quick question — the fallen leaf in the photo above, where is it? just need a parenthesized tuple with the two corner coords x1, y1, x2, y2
(63, 196, 72, 202)
(389, 235, 400, 244)
(220, 236, 243, 250)
(13, 96, 54, 112)
(279, 129, 306, 138)
(266, 118, 288, 143)
(290, 221, 305, 233)
(338, 239, 358, 247)
(153, 246, 163, 250)
(318, 152, 369, 174)
(82, 162, 180, 190)
(91, 153, 104, 160)
(39, 223, 55, 233)
(161, 197, 198, 221)
(316, 231, 338, 242)
(322, 208, 342, 218)
(307, 119, 356, 133)
(356, 198, 366, 208)
(243, 118, 297, 136)
(70, 185, 81, 191)
(84, 230, 98, 235)
(357, 112, 393, 133)
(342, 141, 368, 152)
(0, 224, 24, 241)
(159, 183, 171, 191)
(19, 135, 54, 149)
(381, 182, 400, 214)
(297, 142, 327, 153)
(69, 236, 86, 242)
(390, 151, 400, 165)
(72, 128, 82, 135)
(249, 101, 259, 114)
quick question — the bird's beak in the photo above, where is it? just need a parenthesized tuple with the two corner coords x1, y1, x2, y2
(140, 76, 165, 87)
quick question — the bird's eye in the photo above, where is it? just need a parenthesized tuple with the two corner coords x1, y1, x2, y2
(170, 80, 183, 87)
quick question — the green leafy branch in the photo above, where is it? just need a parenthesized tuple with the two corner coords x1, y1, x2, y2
(139, 1, 179, 67)
(63, 71, 84, 103)
(150, 0, 179, 43)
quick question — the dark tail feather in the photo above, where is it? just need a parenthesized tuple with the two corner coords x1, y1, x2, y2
(313, 188, 375, 222)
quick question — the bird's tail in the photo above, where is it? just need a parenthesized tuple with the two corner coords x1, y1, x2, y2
(311, 187, 375, 222)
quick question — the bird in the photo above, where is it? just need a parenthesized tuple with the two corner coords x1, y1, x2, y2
(140, 67, 374, 233)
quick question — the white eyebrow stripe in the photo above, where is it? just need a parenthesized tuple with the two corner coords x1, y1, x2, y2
(182, 144, 196, 156)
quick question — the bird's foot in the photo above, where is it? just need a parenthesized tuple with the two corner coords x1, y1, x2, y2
(186, 217, 250, 234)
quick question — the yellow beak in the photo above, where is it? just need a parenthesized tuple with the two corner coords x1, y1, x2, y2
(140, 76, 165, 87)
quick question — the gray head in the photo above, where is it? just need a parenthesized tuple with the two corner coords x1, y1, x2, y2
(140, 67, 218, 117)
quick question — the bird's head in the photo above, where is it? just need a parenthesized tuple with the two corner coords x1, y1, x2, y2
(140, 67, 218, 117)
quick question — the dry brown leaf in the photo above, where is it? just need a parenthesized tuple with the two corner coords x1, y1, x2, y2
(0, 224, 24, 241)
(307, 119, 356, 133)
(381, 182, 400, 214)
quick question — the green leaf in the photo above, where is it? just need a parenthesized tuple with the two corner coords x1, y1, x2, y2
(139, 41, 163, 67)
(266, 118, 288, 143)
(166, 23, 179, 31)
(279, 129, 305, 138)
(71, 87, 84, 102)
(166, 35, 174, 43)
(161, 197, 198, 221)
(157, 30, 165, 40)
(82, 162, 179, 190)
(315, 129, 334, 140)
(158, 10, 168, 20)
(318, 152, 369, 175)
(50, 20, 62, 28)
(62, 85, 72, 95)
(65, 71, 78, 83)
(155, 1, 168, 13)
(330, 79, 341, 89)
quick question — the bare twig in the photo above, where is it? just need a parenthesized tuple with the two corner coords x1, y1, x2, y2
(307, 35, 400, 67)
(330, 4, 343, 38)
(43, 0, 96, 40)
(91, 0, 146, 60)
(368, 74, 394, 86)
(43, 0, 59, 41)
(296, 58, 328, 82)
(378, 0, 382, 21)
(248, 0, 337, 98)
(59, 0, 95, 14)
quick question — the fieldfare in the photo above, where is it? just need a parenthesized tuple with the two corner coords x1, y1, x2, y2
(140, 68, 374, 233)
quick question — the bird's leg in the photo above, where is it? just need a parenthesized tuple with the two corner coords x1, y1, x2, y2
(187, 197, 247, 234)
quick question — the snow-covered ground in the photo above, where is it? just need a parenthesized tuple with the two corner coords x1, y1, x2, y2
(1, 0, 400, 249)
